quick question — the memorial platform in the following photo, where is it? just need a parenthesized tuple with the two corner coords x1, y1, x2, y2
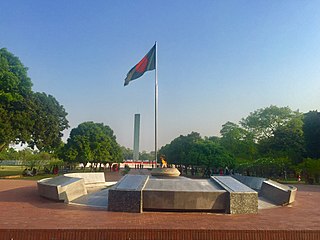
(143, 177, 227, 212)
(0, 169, 319, 239)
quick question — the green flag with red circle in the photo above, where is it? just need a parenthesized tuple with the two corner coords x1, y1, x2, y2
(124, 44, 156, 86)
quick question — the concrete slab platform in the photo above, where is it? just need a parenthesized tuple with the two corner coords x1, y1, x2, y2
(116, 175, 148, 190)
(145, 177, 224, 191)
(70, 188, 109, 208)
(143, 177, 227, 212)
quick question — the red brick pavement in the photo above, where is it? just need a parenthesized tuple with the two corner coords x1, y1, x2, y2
(0, 178, 319, 239)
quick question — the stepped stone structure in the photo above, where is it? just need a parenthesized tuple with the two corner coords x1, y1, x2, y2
(37, 170, 297, 215)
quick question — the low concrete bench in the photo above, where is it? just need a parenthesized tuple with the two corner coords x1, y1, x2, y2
(64, 172, 108, 191)
(37, 176, 87, 203)
(260, 179, 297, 205)
(38, 172, 113, 203)
(230, 175, 297, 206)
(211, 176, 258, 214)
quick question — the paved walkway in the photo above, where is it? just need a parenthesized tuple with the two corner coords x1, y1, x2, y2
(0, 179, 319, 231)
(70, 188, 109, 208)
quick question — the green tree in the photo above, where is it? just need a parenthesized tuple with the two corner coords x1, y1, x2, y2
(189, 139, 235, 169)
(28, 92, 69, 151)
(17, 149, 37, 169)
(62, 122, 122, 169)
(298, 158, 320, 184)
(140, 151, 153, 161)
(159, 132, 234, 173)
(236, 157, 292, 178)
(220, 121, 257, 160)
(218, 105, 306, 177)
(0, 48, 69, 151)
(258, 114, 304, 163)
(238, 105, 305, 162)
(240, 105, 300, 142)
(121, 146, 133, 160)
(303, 111, 320, 159)
(0, 148, 18, 160)
(0, 48, 33, 150)
(159, 132, 201, 167)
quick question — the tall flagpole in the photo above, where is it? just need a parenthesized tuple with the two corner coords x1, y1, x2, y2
(155, 41, 158, 168)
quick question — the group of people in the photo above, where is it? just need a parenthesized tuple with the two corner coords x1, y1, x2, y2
(134, 164, 144, 169)
(205, 167, 233, 177)
(22, 168, 37, 176)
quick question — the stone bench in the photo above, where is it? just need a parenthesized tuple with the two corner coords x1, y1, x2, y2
(230, 175, 297, 206)
(260, 179, 297, 205)
(37, 176, 87, 203)
(64, 172, 109, 191)
(211, 176, 258, 214)
(37, 172, 112, 203)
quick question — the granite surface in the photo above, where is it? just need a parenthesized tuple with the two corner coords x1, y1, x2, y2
(108, 189, 142, 213)
(143, 190, 227, 211)
(144, 177, 227, 211)
(145, 177, 224, 191)
(212, 176, 256, 192)
(116, 175, 148, 190)
(232, 175, 266, 191)
(211, 176, 258, 214)
(229, 192, 258, 214)
(108, 174, 149, 213)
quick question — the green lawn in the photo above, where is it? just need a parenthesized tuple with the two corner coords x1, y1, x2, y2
(0, 165, 25, 177)
(277, 179, 305, 184)
(0, 165, 57, 180)
(0, 165, 108, 180)
(19, 174, 57, 180)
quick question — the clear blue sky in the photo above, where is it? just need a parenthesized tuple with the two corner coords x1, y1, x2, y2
(1, 1, 320, 151)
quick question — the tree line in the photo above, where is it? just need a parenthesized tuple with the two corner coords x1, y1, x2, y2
(159, 106, 320, 183)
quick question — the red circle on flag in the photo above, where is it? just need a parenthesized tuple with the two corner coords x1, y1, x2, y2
(136, 56, 148, 73)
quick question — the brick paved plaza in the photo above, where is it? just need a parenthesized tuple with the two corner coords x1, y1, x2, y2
(0, 174, 319, 239)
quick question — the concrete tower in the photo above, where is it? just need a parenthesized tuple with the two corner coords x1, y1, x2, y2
(133, 114, 140, 161)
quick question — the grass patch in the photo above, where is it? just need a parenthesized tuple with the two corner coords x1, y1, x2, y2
(0, 165, 58, 180)
(0, 165, 109, 180)
(19, 174, 57, 181)
(0, 165, 25, 177)
(277, 179, 305, 184)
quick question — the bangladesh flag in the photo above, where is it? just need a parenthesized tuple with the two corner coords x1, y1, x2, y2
(124, 44, 156, 86)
